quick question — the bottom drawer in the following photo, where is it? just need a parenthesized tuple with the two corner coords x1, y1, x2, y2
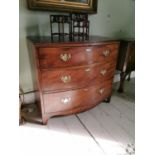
(43, 80, 112, 114)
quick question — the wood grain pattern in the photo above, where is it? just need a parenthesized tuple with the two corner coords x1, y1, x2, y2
(38, 44, 118, 68)
(43, 81, 112, 114)
(41, 62, 116, 92)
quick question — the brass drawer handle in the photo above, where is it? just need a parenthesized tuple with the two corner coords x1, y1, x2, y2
(60, 53, 71, 62)
(61, 97, 71, 105)
(85, 68, 91, 72)
(86, 48, 92, 52)
(99, 88, 105, 95)
(103, 50, 110, 57)
(61, 75, 71, 83)
(100, 69, 107, 76)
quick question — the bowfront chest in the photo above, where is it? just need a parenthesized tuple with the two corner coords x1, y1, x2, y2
(28, 36, 119, 125)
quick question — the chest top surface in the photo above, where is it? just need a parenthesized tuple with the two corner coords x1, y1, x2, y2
(27, 35, 119, 47)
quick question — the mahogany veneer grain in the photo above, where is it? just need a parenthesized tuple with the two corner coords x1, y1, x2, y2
(41, 62, 116, 92)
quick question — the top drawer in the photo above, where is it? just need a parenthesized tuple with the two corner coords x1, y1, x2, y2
(38, 44, 119, 69)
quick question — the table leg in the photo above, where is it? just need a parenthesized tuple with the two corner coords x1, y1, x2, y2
(118, 72, 128, 93)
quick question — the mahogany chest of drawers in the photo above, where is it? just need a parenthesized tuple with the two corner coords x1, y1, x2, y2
(28, 36, 119, 125)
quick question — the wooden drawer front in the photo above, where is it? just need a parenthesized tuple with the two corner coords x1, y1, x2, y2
(41, 62, 116, 92)
(38, 44, 119, 68)
(43, 81, 112, 114)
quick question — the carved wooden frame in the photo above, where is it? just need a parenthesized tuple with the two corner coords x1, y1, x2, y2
(27, 0, 98, 14)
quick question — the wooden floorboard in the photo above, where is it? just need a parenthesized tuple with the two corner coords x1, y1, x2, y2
(110, 97, 135, 122)
(47, 115, 106, 155)
(98, 101, 135, 138)
(91, 105, 133, 143)
(112, 94, 135, 111)
(77, 103, 134, 155)
(22, 79, 135, 155)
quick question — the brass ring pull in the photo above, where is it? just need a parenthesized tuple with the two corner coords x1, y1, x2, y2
(103, 50, 110, 57)
(61, 97, 71, 105)
(61, 75, 71, 83)
(100, 69, 107, 76)
(99, 88, 105, 95)
(60, 53, 71, 62)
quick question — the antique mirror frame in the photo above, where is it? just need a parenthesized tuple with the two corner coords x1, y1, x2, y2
(27, 0, 98, 14)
